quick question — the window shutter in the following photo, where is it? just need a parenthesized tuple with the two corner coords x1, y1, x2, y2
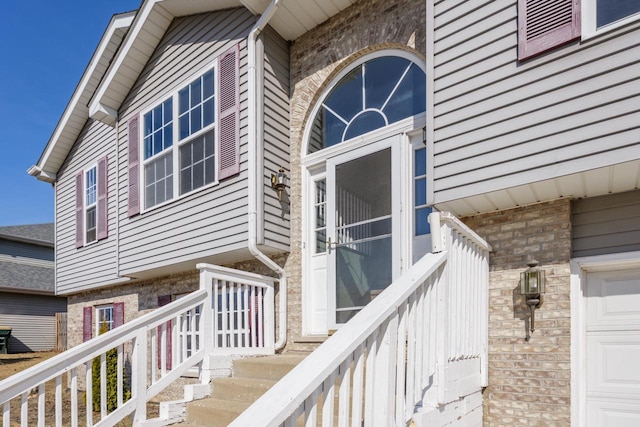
(157, 295, 172, 370)
(97, 155, 109, 240)
(518, 0, 581, 60)
(75, 171, 84, 248)
(218, 44, 240, 180)
(127, 116, 140, 217)
(83, 306, 93, 342)
(113, 302, 124, 328)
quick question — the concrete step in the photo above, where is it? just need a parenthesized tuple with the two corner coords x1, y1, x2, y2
(181, 353, 307, 426)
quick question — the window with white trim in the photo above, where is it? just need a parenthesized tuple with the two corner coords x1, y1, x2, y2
(85, 165, 98, 244)
(96, 305, 114, 335)
(414, 147, 431, 236)
(142, 68, 217, 210)
(585, 0, 640, 34)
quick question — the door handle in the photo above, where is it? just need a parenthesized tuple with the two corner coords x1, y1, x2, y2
(327, 237, 334, 254)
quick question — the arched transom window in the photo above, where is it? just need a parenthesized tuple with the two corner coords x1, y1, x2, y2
(308, 55, 426, 154)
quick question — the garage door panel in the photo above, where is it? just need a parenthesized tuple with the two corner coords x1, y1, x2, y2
(586, 399, 640, 427)
(587, 269, 640, 328)
(587, 332, 640, 394)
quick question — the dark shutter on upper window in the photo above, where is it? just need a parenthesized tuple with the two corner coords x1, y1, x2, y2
(75, 171, 84, 249)
(218, 44, 240, 180)
(518, 0, 581, 60)
(113, 302, 124, 328)
(97, 155, 108, 240)
(127, 116, 140, 217)
(83, 306, 93, 342)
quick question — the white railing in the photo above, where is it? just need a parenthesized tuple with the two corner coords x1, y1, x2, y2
(230, 211, 491, 426)
(0, 264, 275, 427)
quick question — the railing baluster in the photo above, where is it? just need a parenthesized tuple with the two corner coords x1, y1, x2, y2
(395, 303, 408, 426)
(38, 383, 45, 426)
(304, 389, 319, 427)
(117, 344, 124, 407)
(71, 367, 78, 427)
(258, 287, 264, 348)
(337, 357, 351, 427)
(243, 284, 250, 347)
(250, 285, 257, 347)
(3, 401, 9, 427)
(85, 360, 92, 426)
(351, 345, 364, 427)
(363, 332, 377, 427)
(56, 375, 63, 426)
(322, 371, 336, 427)
(20, 391, 28, 427)
(221, 281, 228, 348)
(101, 352, 107, 418)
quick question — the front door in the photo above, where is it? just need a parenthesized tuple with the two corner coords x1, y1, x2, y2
(326, 136, 401, 328)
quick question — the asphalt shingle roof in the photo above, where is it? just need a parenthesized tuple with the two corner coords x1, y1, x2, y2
(0, 260, 55, 294)
(0, 223, 54, 246)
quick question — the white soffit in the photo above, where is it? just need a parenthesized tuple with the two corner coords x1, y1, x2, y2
(435, 160, 640, 217)
(89, 0, 357, 123)
(29, 12, 135, 181)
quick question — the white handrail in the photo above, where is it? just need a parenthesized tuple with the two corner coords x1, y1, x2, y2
(231, 211, 491, 426)
(0, 264, 277, 426)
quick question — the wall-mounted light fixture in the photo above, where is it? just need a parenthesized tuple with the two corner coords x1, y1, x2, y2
(271, 167, 287, 201)
(521, 260, 545, 341)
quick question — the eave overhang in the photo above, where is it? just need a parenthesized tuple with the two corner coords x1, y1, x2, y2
(28, 11, 136, 182)
(88, 0, 357, 124)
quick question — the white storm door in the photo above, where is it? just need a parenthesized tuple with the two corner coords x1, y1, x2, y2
(326, 136, 401, 329)
(585, 267, 640, 426)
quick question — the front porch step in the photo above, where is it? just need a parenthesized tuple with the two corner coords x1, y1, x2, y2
(182, 353, 307, 427)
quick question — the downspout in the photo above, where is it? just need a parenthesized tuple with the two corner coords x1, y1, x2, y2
(247, 0, 287, 351)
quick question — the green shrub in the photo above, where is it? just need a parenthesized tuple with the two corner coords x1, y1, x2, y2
(92, 325, 131, 412)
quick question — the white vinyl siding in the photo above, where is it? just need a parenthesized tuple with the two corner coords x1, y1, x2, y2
(259, 26, 290, 251)
(56, 119, 118, 294)
(118, 9, 257, 275)
(430, 0, 640, 205)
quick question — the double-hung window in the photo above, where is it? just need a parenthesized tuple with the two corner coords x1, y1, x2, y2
(142, 68, 217, 210)
(127, 45, 239, 217)
(85, 165, 98, 244)
(75, 156, 108, 248)
(96, 305, 114, 335)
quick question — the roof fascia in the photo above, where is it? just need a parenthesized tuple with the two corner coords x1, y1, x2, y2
(0, 233, 54, 248)
(29, 11, 136, 180)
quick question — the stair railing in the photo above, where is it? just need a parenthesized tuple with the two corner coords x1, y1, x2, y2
(0, 265, 276, 427)
(230, 211, 491, 426)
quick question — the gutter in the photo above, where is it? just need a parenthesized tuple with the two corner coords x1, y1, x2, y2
(247, 0, 287, 351)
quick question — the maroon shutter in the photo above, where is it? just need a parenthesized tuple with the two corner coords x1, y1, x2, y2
(128, 116, 140, 217)
(217, 44, 240, 180)
(83, 307, 93, 342)
(157, 295, 172, 370)
(518, 0, 580, 60)
(113, 302, 124, 328)
(97, 155, 108, 240)
(75, 171, 84, 248)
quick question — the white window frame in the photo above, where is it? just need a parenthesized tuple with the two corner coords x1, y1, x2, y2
(84, 163, 98, 245)
(140, 62, 219, 213)
(582, 0, 640, 39)
(96, 304, 114, 336)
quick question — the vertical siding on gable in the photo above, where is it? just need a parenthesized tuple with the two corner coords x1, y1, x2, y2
(260, 26, 290, 251)
(0, 292, 67, 352)
(56, 119, 119, 295)
(572, 190, 640, 257)
(117, 9, 258, 275)
(431, 0, 640, 203)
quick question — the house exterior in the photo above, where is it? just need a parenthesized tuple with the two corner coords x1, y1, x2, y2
(0, 224, 67, 353)
(27, 0, 640, 425)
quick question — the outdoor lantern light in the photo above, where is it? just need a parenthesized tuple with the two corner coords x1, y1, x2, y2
(521, 260, 545, 341)
(271, 167, 287, 201)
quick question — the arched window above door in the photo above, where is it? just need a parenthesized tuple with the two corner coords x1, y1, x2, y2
(307, 55, 426, 154)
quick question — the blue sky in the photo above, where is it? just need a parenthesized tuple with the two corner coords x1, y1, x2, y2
(0, 1, 141, 226)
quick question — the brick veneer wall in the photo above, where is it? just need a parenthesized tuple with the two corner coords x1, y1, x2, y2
(461, 198, 572, 426)
(286, 0, 426, 349)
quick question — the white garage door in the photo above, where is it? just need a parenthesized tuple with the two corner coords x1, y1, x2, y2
(586, 268, 640, 426)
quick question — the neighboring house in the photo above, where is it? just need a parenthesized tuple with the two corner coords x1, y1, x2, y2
(0, 224, 67, 353)
(24, 0, 640, 425)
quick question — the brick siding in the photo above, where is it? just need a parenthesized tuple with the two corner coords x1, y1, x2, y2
(462, 199, 572, 426)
